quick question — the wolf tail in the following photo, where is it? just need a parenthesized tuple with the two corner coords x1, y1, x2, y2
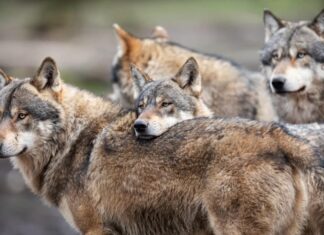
(273, 123, 323, 170)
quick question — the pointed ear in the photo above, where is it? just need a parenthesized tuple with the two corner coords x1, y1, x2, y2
(113, 24, 140, 55)
(151, 26, 169, 42)
(173, 57, 201, 97)
(309, 9, 324, 36)
(263, 10, 284, 42)
(130, 64, 153, 94)
(0, 69, 12, 90)
(32, 57, 61, 92)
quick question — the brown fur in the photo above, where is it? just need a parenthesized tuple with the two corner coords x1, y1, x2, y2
(131, 57, 212, 138)
(111, 25, 277, 121)
(286, 123, 324, 234)
(0, 59, 323, 235)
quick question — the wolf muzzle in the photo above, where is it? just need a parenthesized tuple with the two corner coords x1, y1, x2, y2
(271, 77, 286, 93)
(134, 120, 148, 134)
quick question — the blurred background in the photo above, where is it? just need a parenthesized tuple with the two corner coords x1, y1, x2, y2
(0, 0, 322, 234)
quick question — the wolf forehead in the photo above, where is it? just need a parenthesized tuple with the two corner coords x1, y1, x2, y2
(0, 79, 60, 122)
(261, 24, 323, 65)
(135, 80, 195, 106)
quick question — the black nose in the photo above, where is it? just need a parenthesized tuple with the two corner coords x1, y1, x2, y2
(271, 77, 286, 92)
(134, 120, 148, 133)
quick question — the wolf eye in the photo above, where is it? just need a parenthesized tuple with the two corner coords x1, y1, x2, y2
(138, 103, 145, 109)
(296, 52, 306, 59)
(17, 113, 27, 120)
(161, 102, 172, 107)
(272, 52, 279, 60)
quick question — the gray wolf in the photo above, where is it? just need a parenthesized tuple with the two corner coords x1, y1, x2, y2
(0, 59, 323, 235)
(261, 9, 324, 123)
(110, 24, 276, 121)
(131, 57, 212, 138)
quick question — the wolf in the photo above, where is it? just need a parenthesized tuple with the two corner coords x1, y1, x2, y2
(261, 9, 324, 124)
(0, 58, 323, 235)
(131, 57, 212, 138)
(110, 24, 276, 121)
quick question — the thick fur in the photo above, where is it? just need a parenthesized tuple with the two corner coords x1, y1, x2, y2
(285, 123, 324, 234)
(0, 59, 323, 235)
(111, 25, 276, 121)
(132, 57, 212, 138)
(261, 9, 324, 123)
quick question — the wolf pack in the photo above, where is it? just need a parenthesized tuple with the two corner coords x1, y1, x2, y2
(0, 9, 323, 235)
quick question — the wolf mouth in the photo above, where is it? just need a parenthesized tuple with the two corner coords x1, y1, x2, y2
(0, 146, 27, 159)
(136, 134, 157, 140)
(276, 86, 306, 95)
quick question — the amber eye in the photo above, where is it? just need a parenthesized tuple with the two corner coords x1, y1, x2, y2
(17, 113, 27, 120)
(272, 51, 279, 60)
(161, 102, 172, 107)
(138, 103, 145, 109)
(296, 52, 306, 59)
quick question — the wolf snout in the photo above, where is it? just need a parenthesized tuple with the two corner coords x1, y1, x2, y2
(271, 77, 286, 92)
(134, 120, 148, 133)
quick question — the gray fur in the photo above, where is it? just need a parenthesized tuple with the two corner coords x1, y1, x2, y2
(309, 41, 324, 63)
(0, 59, 323, 234)
(285, 122, 324, 160)
(173, 57, 201, 97)
(309, 9, 324, 36)
(0, 73, 7, 90)
(261, 10, 324, 123)
(131, 65, 151, 93)
(0, 78, 61, 126)
(136, 80, 196, 112)
(263, 10, 285, 42)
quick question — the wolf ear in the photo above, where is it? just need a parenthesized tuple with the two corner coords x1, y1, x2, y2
(309, 9, 324, 36)
(151, 26, 169, 42)
(32, 57, 61, 92)
(0, 69, 12, 90)
(130, 64, 153, 94)
(113, 24, 140, 55)
(173, 57, 201, 97)
(263, 10, 284, 42)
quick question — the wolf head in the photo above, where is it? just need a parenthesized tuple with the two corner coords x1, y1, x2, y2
(261, 9, 324, 95)
(0, 58, 64, 162)
(111, 24, 174, 108)
(131, 57, 212, 139)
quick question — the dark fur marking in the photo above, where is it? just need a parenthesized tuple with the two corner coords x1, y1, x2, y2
(45, 66, 54, 88)
(188, 70, 195, 86)
(2, 82, 25, 120)
(309, 41, 324, 63)
(39, 153, 55, 192)
(217, 134, 224, 140)
(44, 121, 103, 206)
(76, 141, 94, 186)
(112, 58, 123, 84)
(260, 48, 273, 66)
(286, 27, 299, 53)
(24, 97, 60, 122)
(261, 151, 289, 171)
(2, 84, 61, 123)
(318, 157, 324, 168)
(104, 221, 123, 235)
